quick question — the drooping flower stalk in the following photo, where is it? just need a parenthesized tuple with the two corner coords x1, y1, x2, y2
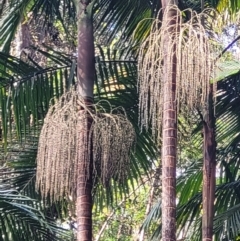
(138, 6, 218, 140)
(36, 89, 135, 202)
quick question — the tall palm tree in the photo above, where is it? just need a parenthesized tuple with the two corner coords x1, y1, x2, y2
(98, 2, 240, 240)
(0, 2, 158, 240)
(0, 48, 156, 240)
(137, 1, 240, 240)
(199, 2, 240, 240)
(160, 1, 178, 240)
(72, 1, 95, 240)
(140, 60, 240, 241)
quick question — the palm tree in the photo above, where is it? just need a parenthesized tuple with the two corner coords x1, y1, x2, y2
(71, 1, 95, 240)
(0, 48, 153, 240)
(200, 2, 240, 240)
(140, 59, 240, 241)
(137, 1, 240, 240)
(138, 1, 219, 240)
(0, 2, 158, 240)
(97, 2, 240, 240)
(160, 1, 178, 240)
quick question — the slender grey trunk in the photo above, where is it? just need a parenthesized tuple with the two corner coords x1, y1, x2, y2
(76, 1, 95, 99)
(75, 1, 95, 240)
(160, 1, 178, 241)
(202, 85, 216, 241)
(201, 1, 216, 239)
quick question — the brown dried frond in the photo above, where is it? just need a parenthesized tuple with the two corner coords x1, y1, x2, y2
(36, 90, 135, 202)
(138, 6, 222, 140)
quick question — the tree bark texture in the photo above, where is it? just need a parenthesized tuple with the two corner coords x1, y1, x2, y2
(161, 1, 178, 241)
(76, 1, 95, 240)
(13, 21, 31, 58)
(202, 84, 216, 241)
(77, 114, 93, 241)
(161, 50, 177, 241)
(77, 1, 95, 99)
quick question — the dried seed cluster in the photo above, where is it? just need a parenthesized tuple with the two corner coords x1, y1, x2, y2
(92, 112, 135, 186)
(36, 90, 135, 202)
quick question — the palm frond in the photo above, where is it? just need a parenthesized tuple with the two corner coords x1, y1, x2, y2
(0, 189, 69, 241)
(93, 46, 156, 206)
(0, 59, 76, 144)
(0, 46, 156, 209)
(93, 0, 157, 49)
(0, 0, 76, 53)
(214, 203, 240, 240)
(217, 0, 240, 14)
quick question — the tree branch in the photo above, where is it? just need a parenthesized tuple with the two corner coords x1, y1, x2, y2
(217, 35, 240, 60)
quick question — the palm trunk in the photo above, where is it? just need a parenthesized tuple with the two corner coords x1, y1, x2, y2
(161, 1, 178, 241)
(201, 0, 216, 239)
(75, 1, 95, 240)
(76, 3, 95, 99)
(202, 85, 216, 241)
(12, 19, 31, 58)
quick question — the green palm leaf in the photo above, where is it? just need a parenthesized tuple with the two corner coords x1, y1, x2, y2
(0, 46, 156, 213)
(0, 189, 69, 241)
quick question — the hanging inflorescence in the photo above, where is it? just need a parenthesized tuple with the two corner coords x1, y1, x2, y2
(92, 111, 135, 186)
(138, 6, 222, 141)
(36, 89, 135, 203)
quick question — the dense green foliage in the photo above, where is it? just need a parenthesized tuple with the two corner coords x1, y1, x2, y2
(0, 0, 240, 240)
